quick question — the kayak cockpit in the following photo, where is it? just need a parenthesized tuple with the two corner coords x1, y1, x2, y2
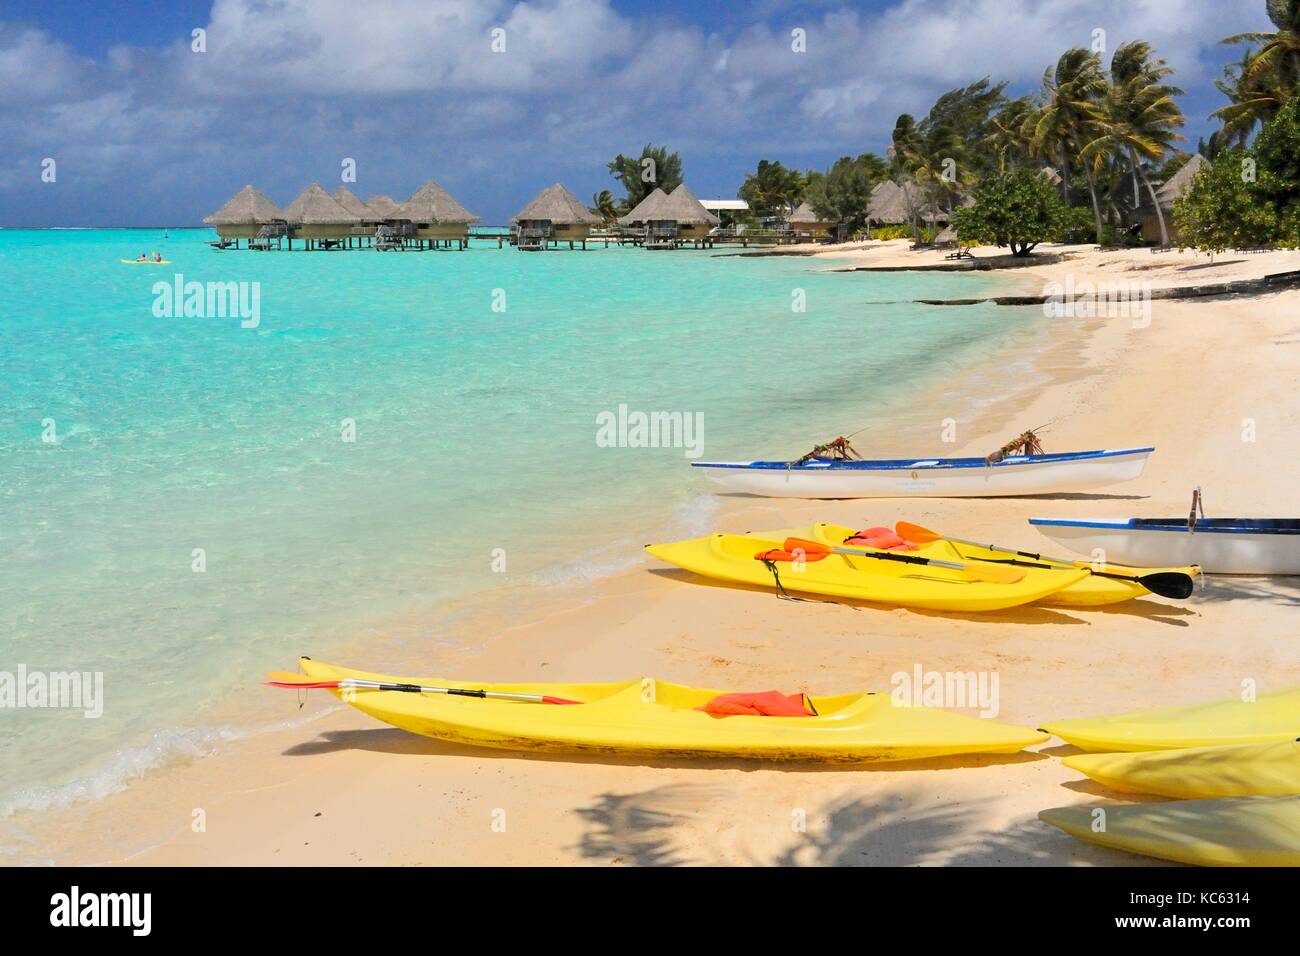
(634, 679, 867, 717)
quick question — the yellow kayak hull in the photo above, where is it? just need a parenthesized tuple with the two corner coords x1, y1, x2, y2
(119, 259, 172, 264)
(803, 523, 1196, 606)
(298, 659, 1048, 762)
(1042, 687, 1300, 752)
(644, 532, 1086, 612)
(1063, 739, 1300, 798)
(1039, 796, 1300, 867)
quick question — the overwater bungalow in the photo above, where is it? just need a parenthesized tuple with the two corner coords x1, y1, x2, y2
(617, 185, 718, 249)
(394, 181, 479, 250)
(202, 185, 288, 249)
(617, 188, 669, 227)
(647, 184, 719, 249)
(283, 183, 361, 250)
(788, 201, 833, 240)
(511, 183, 603, 250)
(364, 194, 403, 219)
(332, 186, 381, 247)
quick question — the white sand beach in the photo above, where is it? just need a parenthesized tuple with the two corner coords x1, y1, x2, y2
(15, 241, 1298, 867)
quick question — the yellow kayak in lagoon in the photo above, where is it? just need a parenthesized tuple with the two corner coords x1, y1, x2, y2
(1063, 739, 1300, 798)
(1041, 687, 1300, 752)
(644, 531, 1087, 612)
(119, 259, 172, 264)
(801, 523, 1197, 607)
(283, 659, 1049, 762)
(1039, 796, 1300, 867)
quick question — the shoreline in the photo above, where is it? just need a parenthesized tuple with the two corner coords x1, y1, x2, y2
(11, 241, 1300, 866)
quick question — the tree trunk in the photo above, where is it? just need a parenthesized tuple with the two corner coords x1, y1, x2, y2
(1085, 169, 1105, 245)
(1059, 145, 1072, 205)
(1128, 146, 1141, 211)
(1137, 163, 1170, 246)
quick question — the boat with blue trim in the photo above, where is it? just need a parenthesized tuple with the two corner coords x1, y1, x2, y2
(690, 447, 1153, 498)
(1029, 516, 1300, 574)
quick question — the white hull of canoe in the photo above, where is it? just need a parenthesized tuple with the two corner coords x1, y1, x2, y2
(691, 449, 1151, 499)
(1029, 520, 1300, 575)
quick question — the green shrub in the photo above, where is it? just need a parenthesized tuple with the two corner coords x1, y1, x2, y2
(1057, 206, 1098, 244)
(1173, 148, 1277, 253)
(951, 169, 1070, 256)
(1175, 100, 1300, 252)
(870, 224, 937, 242)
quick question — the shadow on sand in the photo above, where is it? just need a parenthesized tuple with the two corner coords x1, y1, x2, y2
(283, 728, 1047, 774)
(568, 785, 1174, 866)
(645, 567, 1091, 625)
(1192, 575, 1300, 607)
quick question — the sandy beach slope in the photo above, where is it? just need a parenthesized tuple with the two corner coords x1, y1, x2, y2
(20, 242, 1300, 867)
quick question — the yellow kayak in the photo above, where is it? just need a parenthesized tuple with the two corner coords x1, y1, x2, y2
(801, 523, 1196, 606)
(120, 258, 172, 264)
(1041, 687, 1300, 752)
(1039, 796, 1300, 867)
(295, 659, 1048, 762)
(644, 532, 1086, 612)
(1063, 739, 1300, 798)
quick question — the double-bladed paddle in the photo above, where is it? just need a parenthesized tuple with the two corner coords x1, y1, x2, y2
(893, 521, 1197, 600)
(782, 537, 1026, 585)
(265, 671, 583, 705)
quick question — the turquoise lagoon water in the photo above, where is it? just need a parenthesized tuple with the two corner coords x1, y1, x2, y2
(0, 228, 1043, 821)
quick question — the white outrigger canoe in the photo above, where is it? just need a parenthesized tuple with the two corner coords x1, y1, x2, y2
(690, 447, 1153, 499)
(1029, 517, 1300, 575)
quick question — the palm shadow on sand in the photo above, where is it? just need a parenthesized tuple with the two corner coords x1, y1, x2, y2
(1191, 575, 1300, 607)
(569, 786, 1175, 866)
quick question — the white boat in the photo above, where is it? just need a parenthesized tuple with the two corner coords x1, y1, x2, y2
(690, 447, 1153, 499)
(1028, 517, 1300, 574)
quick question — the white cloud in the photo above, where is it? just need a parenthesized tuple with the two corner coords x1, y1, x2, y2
(176, 0, 636, 96)
(0, 0, 1278, 225)
(0, 23, 84, 103)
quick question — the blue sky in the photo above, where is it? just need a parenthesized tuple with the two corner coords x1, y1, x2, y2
(0, 0, 1272, 227)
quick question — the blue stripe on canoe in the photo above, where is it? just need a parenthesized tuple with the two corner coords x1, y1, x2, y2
(1029, 518, 1300, 535)
(691, 447, 1154, 472)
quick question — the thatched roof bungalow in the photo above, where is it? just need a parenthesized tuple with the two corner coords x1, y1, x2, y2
(867, 180, 907, 225)
(657, 184, 719, 237)
(512, 183, 602, 248)
(788, 201, 833, 238)
(333, 186, 378, 219)
(1156, 153, 1207, 207)
(867, 180, 947, 231)
(395, 181, 480, 245)
(283, 183, 360, 242)
(1143, 153, 1207, 244)
(332, 186, 382, 240)
(617, 188, 669, 226)
(364, 194, 403, 219)
(203, 185, 286, 241)
(933, 223, 958, 248)
(632, 184, 719, 247)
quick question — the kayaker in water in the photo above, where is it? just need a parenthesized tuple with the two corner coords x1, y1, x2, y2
(151, 251, 162, 262)
(136, 253, 148, 261)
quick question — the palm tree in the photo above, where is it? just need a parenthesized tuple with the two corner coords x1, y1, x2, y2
(1087, 40, 1185, 244)
(1211, 48, 1286, 147)
(607, 144, 683, 208)
(1224, 0, 1300, 93)
(1029, 48, 1109, 240)
(590, 190, 619, 224)
(738, 160, 806, 218)
(984, 96, 1037, 173)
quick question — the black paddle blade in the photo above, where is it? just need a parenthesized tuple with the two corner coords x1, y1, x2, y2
(1137, 572, 1196, 600)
